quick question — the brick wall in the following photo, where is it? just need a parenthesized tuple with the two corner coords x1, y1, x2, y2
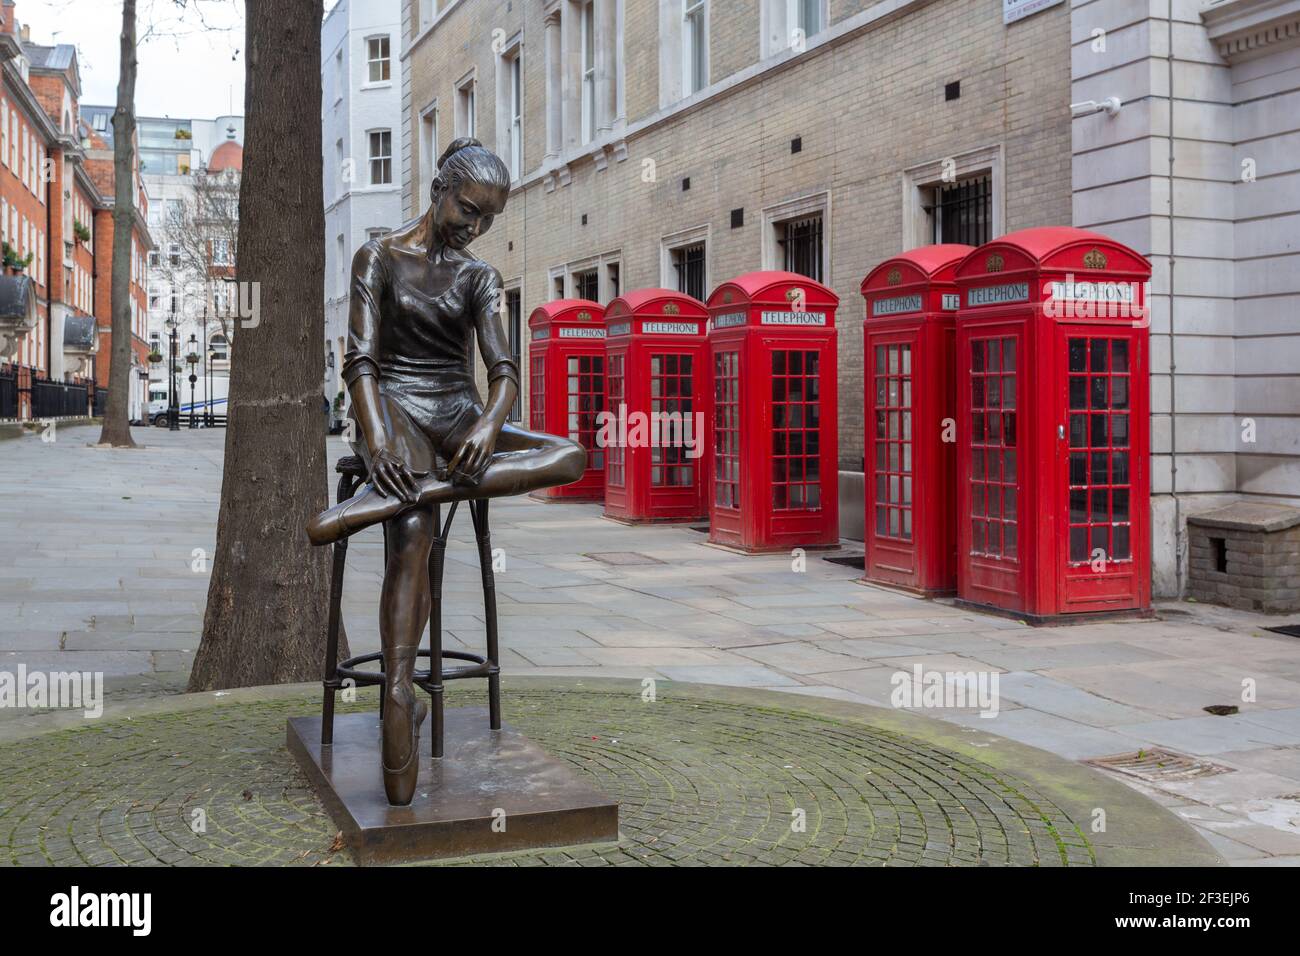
(1187, 523, 1300, 613)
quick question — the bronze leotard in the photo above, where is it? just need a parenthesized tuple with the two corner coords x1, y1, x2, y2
(342, 237, 517, 478)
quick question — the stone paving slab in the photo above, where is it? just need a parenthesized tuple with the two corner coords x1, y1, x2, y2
(0, 679, 1221, 867)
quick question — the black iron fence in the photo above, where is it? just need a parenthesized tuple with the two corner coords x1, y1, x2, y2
(0, 364, 17, 420)
(0, 366, 104, 421)
(31, 376, 91, 419)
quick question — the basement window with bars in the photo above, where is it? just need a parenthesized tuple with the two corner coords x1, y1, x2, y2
(672, 242, 706, 301)
(778, 214, 823, 282)
(574, 269, 598, 302)
(928, 174, 991, 247)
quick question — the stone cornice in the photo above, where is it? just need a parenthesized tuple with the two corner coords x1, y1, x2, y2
(1202, 0, 1300, 61)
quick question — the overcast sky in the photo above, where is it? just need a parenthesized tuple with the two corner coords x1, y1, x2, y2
(17, 0, 246, 119)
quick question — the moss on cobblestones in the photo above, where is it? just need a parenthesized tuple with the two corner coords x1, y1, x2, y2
(0, 684, 1100, 866)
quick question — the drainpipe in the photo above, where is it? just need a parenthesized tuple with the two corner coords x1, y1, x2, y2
(1166, 1, 1182, 594)
(45, 147, 53, 376)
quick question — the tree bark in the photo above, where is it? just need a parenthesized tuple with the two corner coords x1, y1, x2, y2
(188, 0, 344, 689)
(95, 0, 139, 448)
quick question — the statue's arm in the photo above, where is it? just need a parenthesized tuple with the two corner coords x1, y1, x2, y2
(447, 266, 518, 481)
(342, 242, 418, 502)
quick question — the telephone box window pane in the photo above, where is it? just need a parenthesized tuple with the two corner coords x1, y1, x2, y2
(1002, 376, 1015, 408)
(1090, 339, 1109, 372)
(971, 340, 984, 372)
(1112, 452, 1129, 484)
(1070, 527, 1088, 562)
(1070, 415, 1086, 447)
(1112, 340, 1129, 372)
(1091, 376, 1108, 410)
(1112, 377, 1129, 409)
(1071, 489, 1087, 524)
(607, 353, 626, 486)
(1112, 414, 1129, 447)
(1069, 338, 1087, 372)
(1070, 377, 1086, 409)
(1113, 488, 1130, 522)
(1091, 525, 1110, 558)
(1003, 524, 1017, 558)
(1002, 339, 1016, 371)
(1090, 413, 1108, 447)
(1070, 453, 1086, 484)
(1113, 525, 1131, 560)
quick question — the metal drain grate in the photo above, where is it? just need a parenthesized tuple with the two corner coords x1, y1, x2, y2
(1085, 748, 1234, 783)
(584, 551, 665, 566)
(1265, 624, 1300, 638)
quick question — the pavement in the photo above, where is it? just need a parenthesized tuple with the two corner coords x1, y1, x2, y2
(2, 424, 1299, 865)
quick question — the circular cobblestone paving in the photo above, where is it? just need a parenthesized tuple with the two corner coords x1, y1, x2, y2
(1, 684, 1115, 866)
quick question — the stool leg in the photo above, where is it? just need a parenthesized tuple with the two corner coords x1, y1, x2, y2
(428, 503, 455, 758)
(470, 499, 502, 731)
(378, 520, 388, 724)
(321, 538, 347, 745)
(321, 473, 357, 745)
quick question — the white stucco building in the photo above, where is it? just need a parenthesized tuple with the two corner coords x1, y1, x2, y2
(322, 0, 404, 420)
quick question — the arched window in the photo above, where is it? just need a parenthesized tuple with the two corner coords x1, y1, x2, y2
(210, 333, 228, 361)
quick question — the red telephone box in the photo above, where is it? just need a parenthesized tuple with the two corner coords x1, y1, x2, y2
(603, 289, 710, 523)
(527, 298, 607, 501)
(860, 245, 972, 595)
(706, 271, 839, 552)
(953, 227, 1151, 622)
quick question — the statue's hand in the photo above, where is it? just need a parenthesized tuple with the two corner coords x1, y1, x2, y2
(369, 445, 422, 504)
(447, 419, 498, 485)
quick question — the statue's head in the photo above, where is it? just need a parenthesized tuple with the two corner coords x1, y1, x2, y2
(429, 137, 510, 251)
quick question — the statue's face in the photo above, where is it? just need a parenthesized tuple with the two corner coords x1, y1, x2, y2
(432, 178, 507, 251)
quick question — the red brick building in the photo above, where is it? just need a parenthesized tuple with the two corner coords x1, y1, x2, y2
(0, 0, 152, 422)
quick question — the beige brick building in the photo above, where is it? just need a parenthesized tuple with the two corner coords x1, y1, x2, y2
(400, 0, 1300, 598)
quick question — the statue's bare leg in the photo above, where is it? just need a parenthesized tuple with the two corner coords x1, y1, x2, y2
(308, 425, 586, 545)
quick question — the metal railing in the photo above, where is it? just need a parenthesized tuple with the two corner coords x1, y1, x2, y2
(30, 375, 92, 419)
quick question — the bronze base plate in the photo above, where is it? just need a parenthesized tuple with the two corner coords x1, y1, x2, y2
(287, 708, 620, 865)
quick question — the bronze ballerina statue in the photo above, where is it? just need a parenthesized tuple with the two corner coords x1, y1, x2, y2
(308, 138, 585, 805)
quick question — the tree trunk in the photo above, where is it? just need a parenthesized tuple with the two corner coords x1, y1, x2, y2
(95, 0, 138, 448)
(188, 0, 344, 689)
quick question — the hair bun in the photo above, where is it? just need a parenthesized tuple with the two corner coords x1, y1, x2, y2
(437, 137, 482, 170)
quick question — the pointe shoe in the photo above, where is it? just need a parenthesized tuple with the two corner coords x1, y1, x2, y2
(381, 649, 427, 807)
(307, 483, 416, 546)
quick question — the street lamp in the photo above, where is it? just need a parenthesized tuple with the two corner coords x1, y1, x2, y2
(164, 313, 180, 431)
(186, 333, 199, 429)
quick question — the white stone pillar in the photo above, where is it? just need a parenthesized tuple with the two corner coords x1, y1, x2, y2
(594, 0, 617, 136)
(545, 9, 562, 161)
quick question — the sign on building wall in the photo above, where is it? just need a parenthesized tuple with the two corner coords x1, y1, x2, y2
(1003, 0, 1064, 24)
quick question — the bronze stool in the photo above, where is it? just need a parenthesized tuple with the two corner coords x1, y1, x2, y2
(320, 455, 502, 758)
